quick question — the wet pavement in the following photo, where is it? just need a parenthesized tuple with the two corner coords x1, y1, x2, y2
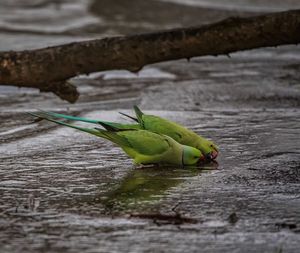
(0, 0, 300, 252)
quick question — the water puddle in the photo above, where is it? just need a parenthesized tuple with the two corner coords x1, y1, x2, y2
(102, 164, 217, 213)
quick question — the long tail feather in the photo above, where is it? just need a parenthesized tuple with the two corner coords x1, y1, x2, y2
(133, 105, 144, 126)
(39, 111, 100, 124)
(133, 105, 144, 123)
(28, 112, 131, 148)
(98, 121, 119, 132)
(27, 112, 102, 137)
(39, 110, 139, 130)
(119, 112, 138, 122)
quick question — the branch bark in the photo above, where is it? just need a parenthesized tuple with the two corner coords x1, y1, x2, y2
(1, 9, 300, 103)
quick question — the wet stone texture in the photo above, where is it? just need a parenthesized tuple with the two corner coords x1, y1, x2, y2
(1, 0, 300, 252)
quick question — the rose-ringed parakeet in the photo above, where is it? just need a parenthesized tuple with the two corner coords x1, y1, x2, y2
(28, 112, 205, 166)
(40, 106, 219, 160)
(127, 106, 219, 160)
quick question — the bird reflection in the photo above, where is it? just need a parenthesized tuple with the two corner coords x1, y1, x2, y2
(102, 162, 218, 214)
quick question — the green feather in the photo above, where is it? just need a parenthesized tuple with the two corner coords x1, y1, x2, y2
(39, 111, 101, 124)
(133, 105, 144, 124)
(119, 112, 138, 122)
(27, 112, 100, 136)
(28, 112, 132, 147)
(38, 111, 140, 130)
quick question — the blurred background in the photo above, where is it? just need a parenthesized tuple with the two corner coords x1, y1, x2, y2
(1, 0, 300, 51)
(0, 1, 300, 253)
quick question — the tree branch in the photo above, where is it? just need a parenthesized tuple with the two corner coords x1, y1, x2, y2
(1, 9, 300, 102)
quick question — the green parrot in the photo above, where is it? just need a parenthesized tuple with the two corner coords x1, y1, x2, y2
(28, 112, 205, 166)
(39, 106, 219, 160)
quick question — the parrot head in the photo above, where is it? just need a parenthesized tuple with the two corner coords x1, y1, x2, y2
(196, 139, 219, 161)
(182, 145, 205, 165)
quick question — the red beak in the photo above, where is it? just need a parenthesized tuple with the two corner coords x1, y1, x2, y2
(210, 150, 218, 160)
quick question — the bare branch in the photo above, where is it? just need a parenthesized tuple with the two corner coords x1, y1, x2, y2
(1, 9, 300, 102)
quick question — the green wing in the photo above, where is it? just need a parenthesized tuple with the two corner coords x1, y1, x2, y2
(118, 130, 170, 156)
(132, 106, 187, 142)
(142, 115, 187, 141)
(142, 115, 219, 156)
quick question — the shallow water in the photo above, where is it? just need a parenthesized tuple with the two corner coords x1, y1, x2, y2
(1, 1, 300, 252)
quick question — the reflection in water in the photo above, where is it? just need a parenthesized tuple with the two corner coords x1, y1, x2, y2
(102, 163, 218, 213)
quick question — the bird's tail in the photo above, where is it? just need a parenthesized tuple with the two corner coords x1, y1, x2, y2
(28, 112, 105, 138)
(27, 112, 131, 147)
(133, 105, 144, 123)
(34, 111, 139, 130)
(38, 111, 100, 124)
(118, 112, 138, 122)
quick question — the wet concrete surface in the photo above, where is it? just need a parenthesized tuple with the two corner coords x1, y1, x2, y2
(1, 0, 300, 252)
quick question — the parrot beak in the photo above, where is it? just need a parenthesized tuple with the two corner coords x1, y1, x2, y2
(206, 150, 218, 160)
(210, 150, 218, 160)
